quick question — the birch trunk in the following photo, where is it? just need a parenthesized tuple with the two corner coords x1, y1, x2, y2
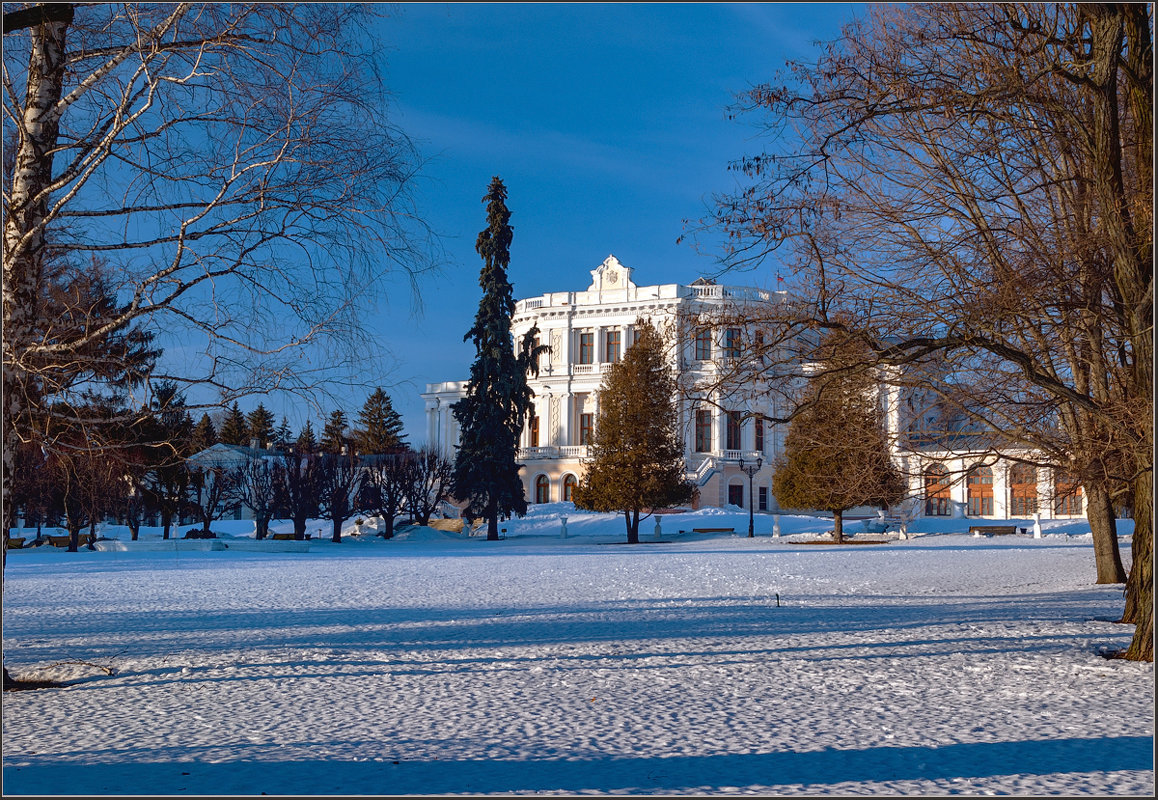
(2, 15, 71, 539)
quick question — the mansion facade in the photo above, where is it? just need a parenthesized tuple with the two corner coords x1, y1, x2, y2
(423, 255, 1086, 521)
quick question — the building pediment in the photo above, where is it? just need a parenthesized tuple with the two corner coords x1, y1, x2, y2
(587, 254, 635, 293)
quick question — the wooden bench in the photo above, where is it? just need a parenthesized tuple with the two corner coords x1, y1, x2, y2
(679, 527, 735, 535)
(6, 537, 26, 549)
(969, 525, 1020, 536)
(428, 518, 465, 533)
(47, 533, 95, 547)
(271, 533, 298, 541)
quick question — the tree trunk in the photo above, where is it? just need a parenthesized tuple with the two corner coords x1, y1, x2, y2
(1086, 483, 1127, 584)
(161, 509, 172, 540)
(292, 515, 307, 540)
(625, 510, 640, 544)
(66, 517, 81, 553)
(2, 16, 71, 559)
(833, 510, 844, 544)
(1122, 472, 1152, 661)
(331, 515, 342, 543)
(255, 517, 268, 540)
(487, 500, 499, 541)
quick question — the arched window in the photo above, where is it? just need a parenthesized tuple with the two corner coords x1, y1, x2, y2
(967, 465, 994, 516)
(1009, 464, 1038, 516)
(1054, 472, 1083, 516)
(535, 475, 550, 504)
(925, 465, 951, 516)
(563, 474, 578, 502)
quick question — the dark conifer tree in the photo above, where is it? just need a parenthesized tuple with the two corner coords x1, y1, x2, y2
(451, 177, 547, 540)
(572, 319, 695, 543)
(273, 416, 294, 450)
(218, 402, 249, 446)
(142, 383, 193, 541)
(354, 388, 407, 454)
(246, 403, 276, 449)
(320, 409, 350, 454)
(295, 420, 318, 453)
(190, 413, 217, 453)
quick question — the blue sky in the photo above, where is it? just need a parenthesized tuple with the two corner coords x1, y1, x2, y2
(353, 3, 862, 443)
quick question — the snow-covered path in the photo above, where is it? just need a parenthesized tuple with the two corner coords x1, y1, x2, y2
(2, 510, 1153, 795)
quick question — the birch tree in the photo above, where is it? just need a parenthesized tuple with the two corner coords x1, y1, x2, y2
(3, 2, 429, 537)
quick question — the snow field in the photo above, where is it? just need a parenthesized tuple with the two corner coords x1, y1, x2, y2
(2, 508, 1153, 795)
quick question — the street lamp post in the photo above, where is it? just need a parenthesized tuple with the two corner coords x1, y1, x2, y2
(738, 456, 763, 537)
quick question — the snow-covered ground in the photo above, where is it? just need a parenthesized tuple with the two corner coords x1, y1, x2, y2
(3, 504, 1153, 796)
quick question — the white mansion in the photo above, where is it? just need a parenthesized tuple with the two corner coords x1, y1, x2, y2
(423, 255, 1085, 521)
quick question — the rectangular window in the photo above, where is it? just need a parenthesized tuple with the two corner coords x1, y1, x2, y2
(694, 327, 711, 360)
(694, 409, 712, 453)
(529, 415, 539, 447)
(605, 330, 621, 363)
(578, 332, 594, 364)
(533, 336, 542, 368)
(758, 486, 769, 511)
(968, 495, 994, 516)
(754, 417, 764, 452)
(580, 413, 594, 445)
(724, 328, 741, 359)
(728, 484, 744, 508)
(726, 410, 742, 451)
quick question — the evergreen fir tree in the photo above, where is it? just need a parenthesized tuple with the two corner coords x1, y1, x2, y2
(320, 409, 350, 454)
(772, 334, 907, 543)
(354, 388, 407, 454)
(246, 403, 276, 449)
(295, 420, 318, 453)
(572, 319, 695, 543)
(218, 402, 249, 446)
(451, 177, 547, 540)
(141, 382, 194, 540)
(190, 413, 217, 453)
(273, 416, 294, 450)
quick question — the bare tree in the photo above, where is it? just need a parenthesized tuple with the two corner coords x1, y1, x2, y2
(234, 452, 277, 540)
(3, 3, 430, 543)
(274, 446, 322, 541)
(316, 450, 363, 544)
(187, 461, 238, 538)
(694, 3, 1151, 660)
(359, 452, 412, 539)
(405, 448, 454, 527)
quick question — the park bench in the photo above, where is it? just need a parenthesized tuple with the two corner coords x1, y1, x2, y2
(679, 527, 735, 535)
(271, 533, 298, 541)
(428, 518, 466, 533)
(969, 525, 1021, 537)
(47, 533, 94, 547)
(6, 537, 26, 549)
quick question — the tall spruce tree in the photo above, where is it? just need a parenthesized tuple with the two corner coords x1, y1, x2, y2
(772, 334, 907, 543)
(572, 319, 695, 543)
(190, 413, 218, 454)
(320, 409, 350, 455)
(355, 388, 406, 454)
(246, 404, 276, 449)
(295, 420, 318, 453)
(218, 402, 249, 446)
(452, 177, 546, 540)
(273, 417, 294, 450)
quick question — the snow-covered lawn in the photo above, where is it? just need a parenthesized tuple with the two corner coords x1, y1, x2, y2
(3, 505, 1153, 796)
